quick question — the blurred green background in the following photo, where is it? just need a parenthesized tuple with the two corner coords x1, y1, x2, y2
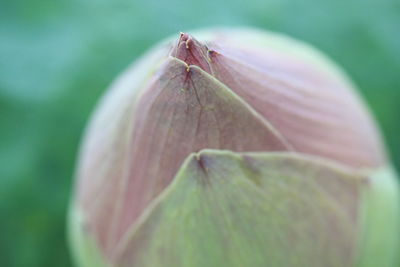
(0, 0, 399, 266)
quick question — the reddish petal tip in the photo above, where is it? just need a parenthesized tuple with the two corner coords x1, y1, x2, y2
(171, 33, 212, 73)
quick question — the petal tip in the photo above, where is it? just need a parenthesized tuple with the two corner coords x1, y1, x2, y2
(171, 32, 212, 73)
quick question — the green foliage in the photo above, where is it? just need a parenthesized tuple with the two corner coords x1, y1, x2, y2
(0, 0, 399, 266)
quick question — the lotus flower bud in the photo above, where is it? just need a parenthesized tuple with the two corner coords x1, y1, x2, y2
(69, 28, 400, 267)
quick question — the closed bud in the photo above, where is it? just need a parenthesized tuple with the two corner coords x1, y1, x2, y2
(69, 28, 399, 267)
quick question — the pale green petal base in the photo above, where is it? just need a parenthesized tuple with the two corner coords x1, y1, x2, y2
(357, 167, 400, 267)
(112, 150, 397, 267)
(68, 202, 108, 267)
(70, 150, 399, 267)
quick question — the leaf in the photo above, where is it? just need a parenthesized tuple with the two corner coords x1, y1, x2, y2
(114, 150, 373, 267)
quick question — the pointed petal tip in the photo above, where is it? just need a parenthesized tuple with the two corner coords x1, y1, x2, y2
(181, 150, 223, 181)
(185, 150, 239, 177)
(171, 32, 212, 73)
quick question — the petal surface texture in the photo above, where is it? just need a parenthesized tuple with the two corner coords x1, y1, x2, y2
(71, 29, 391, 265)
(115, 150, 368, 267)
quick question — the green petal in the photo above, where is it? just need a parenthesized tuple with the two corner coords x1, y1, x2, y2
(68, 202, 108, 267)
(114, 150, 375, 267)
(357, 167, 400, 267)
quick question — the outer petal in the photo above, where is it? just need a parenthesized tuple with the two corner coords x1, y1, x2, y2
(74, 56, 292, 259)
(357, 167, 400, 267)
(194, 29, 386, 168)
(114, 150, 374, 267)
(69, 40, 171, 267)
(69, 206, 108, 267)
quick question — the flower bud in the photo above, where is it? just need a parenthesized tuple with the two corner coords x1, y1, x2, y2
(69, 28, 399, 267)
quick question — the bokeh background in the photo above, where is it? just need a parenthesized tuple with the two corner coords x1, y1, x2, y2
(1, 0, 399, 266)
